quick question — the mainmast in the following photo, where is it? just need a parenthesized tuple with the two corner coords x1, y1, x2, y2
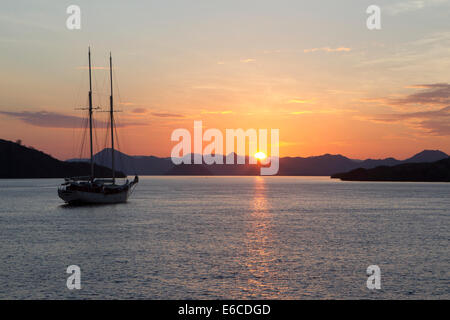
(109, 52, 115, 184)
(88, 47, 94, 180)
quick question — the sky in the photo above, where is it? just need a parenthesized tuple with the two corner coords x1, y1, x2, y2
(0, 0, 450, 160)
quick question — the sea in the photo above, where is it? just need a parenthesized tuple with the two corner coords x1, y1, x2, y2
(0, 176, 448, 299)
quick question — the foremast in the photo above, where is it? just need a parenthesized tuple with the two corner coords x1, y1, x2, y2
(88, 47, 94, 181)
(109, 52, 116, 184)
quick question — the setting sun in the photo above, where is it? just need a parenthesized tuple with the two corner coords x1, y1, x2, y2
(254, 152, 267, 160)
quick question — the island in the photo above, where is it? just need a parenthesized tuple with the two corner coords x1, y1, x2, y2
(331, 158, 450, 182)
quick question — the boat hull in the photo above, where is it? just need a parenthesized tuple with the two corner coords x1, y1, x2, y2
(58, 176, 138, 204)
(58, 188, 131, 204)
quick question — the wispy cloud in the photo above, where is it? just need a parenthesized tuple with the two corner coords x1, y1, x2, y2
(360, 83, 450, 135)
(240, 58, 256, 63)
(0, 13, 58, 32)
(290, 111, 313, 115)
(364, 83, 450, 107)
(151, 112, 185, 118)
(289, 108, 349, 115)
(131, 107, 147, 114)
(385, 0, 449, 15)
(0, 111, 147, 128)
(119, 102, 138, 106)
(390, 83, 450, 106)
(369, 106, 450, 136)
(201, 110, 233, 115)
(303, 47, 351, 53)
(287, 99, 315, 104)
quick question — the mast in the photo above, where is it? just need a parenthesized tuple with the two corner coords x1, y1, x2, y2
(109, 52, 115, 184)
(88, 47, 94, 180)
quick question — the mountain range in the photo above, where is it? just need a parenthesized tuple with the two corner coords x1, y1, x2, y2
(2, 137, 448, 179)
(69, 147, 449, 176)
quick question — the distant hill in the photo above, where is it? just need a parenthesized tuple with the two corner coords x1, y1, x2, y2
(278, 154, 357, 175)
(331, 158, 450, 182)
(0, 139, 124, 178)
(403, 150, 449, 163)
(76, 148, 449, 176)
(68, 148, 173, 175)
(7, 137, 447, 178)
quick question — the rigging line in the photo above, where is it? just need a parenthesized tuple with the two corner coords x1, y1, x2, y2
(112, 65, 136, 177)
(101, 114, 111, 170)
(71, 55, 88, 159)
(83, 113, 89, 159)
(113, 70, 137, 168)
(111, 69, 128, 176)
(76, 96, 89, 159)
(113, 69, 124, 107)
(114, 117, 136, 176)
(112, 117, 122, 174)
(92, 116, 101, 167)
(76, 101, 86, 160)
(90, 57, 105, 174)
(78, 111, 88, 161)
(112, 117, 125, 176)
(112, 68, 129, 166)
(82, 110, 90, 159)
(120, 112, 135, 174)
(97, 68, 108, 111)
(91, 59, 108, 113)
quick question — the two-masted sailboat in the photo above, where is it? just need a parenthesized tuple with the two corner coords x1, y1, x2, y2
(58, 48, 138, 204)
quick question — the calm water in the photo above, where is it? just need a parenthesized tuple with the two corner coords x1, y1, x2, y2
(0, 176, 448, 299)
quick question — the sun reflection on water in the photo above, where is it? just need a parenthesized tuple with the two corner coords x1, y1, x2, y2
(237, 176, 285, 298)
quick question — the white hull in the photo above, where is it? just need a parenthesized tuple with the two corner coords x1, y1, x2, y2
(58, 188, 131, 204)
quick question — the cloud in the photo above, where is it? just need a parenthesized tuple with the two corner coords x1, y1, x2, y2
(201, 110, 233, 114)
(303, 47, 351, 53)
(240, 58, 256, 63)
(372, 106, 450, 121)
(369, 106, 450, 136)
(385, 0, 449, 15)
(278, 141, 304, 147)
(0, 110, 147, 128)
(386, 0, 426, 15)
(289, 108, 347, 115)
(287, 99, 315, 104)
(119, 102, 138, 106)
(362, 83, 450, 107)
(390, 83, 450, 106)
(151, 112, 185, 118)
(131, 107, 147, 114)
(361, 83, 450, 135)
(290, 111, 313, 115)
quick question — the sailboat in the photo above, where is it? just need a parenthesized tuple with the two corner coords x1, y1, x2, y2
(58, 48, 138, 204)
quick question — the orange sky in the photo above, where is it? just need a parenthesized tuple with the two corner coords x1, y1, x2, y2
(0, 1, 449, 160)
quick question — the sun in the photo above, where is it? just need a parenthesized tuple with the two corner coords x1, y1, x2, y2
(254, 152, 267, 160)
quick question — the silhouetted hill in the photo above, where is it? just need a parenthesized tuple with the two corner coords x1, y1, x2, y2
(403, 150, 449, 163)
(67, 148, 449, 176)
(0, 139, 124, 178)
(358, 157, 400, 169)
(331, 158, 450, 182)
(278, 154, 356, 175)
(96, 148, 173, 175)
